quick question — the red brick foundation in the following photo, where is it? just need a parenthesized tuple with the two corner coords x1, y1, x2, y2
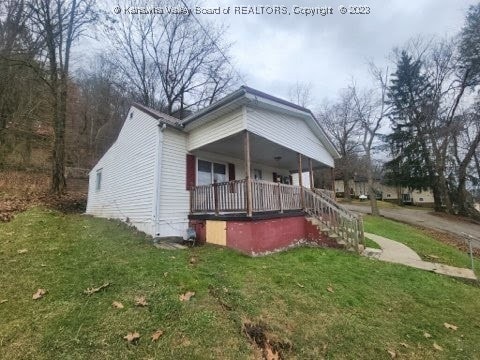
(188, 219, 206, 244)
(189, 215, 335, 255)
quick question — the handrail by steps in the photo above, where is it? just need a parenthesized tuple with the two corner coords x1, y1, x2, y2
(303, 188, 364, 251)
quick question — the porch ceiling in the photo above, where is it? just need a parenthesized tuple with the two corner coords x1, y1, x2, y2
(193, 132, 329, 172)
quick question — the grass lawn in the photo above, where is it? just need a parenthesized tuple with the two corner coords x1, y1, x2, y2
(364, 237, 381, 249)
(363, 215, 480, 269)
(338, 199, 426, 210)
(1, 208, 480, 359)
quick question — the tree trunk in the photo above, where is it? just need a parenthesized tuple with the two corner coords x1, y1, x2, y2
(457, 174, 469, 216)
(456, 129, 480, 217)
(343, 176, 351, 201)
(432, 184, 443, 212)
(51, 74, 67, 194)
(366, 152, 379, 216)
(436, 173, 452, 213)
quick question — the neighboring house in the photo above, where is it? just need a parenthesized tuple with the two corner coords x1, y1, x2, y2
(334, 178, 435, 206)
(87, 86, 363, 254)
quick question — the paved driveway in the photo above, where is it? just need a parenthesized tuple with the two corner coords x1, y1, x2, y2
(343, 203, 480, 249)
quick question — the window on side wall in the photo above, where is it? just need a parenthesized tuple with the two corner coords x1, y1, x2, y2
(96, 169, 102, 191)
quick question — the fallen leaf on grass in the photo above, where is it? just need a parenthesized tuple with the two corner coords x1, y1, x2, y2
(83, 282, 110, 295)
(163, 272, 168, 277)
(189, 256, 197, 264)
(387, 349, 396, 358)
(112, 301, 124, 309)
(400, 342, 408, 348)
(326, 286, 334, 293)
(135, 296, 148, 307)
(17, 249, 28, 254)
(123, 332, 140, 343)
(433, 342, 443, 351)
(0, 299, 8, 304)
(444, 322, 458, 330)
(32, 288, 46, 300)
(151, 329, 164, 342)
(179, 291, 195, 301)
(423, 332, 432, 338)
(296, 283, 304, 288)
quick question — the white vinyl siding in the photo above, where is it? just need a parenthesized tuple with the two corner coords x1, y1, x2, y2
(187, 108, 244, 151)
(156, 128, 190, 237)
(86, 108, 159, 235)
(246, 106, 334, 167)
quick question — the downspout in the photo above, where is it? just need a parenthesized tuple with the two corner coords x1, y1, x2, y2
(152, 122, 166, 238)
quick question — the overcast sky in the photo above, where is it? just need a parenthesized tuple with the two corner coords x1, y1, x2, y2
(191, 0, 477, 106)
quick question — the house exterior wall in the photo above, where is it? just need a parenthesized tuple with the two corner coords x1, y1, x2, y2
(86, 108, 160, 235)
(246, 106, 334, 167)
(187, 108, 244, 151)
(410, 188, 435, 205)
(382, 185, 399, 200)
(334, 179, 354, 195)
(156, 128, 190, 237)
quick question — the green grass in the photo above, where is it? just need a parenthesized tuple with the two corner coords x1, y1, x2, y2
(1, 209, 480, 359)
(363, 215, 480, 269)
(364, 237, 381, 249)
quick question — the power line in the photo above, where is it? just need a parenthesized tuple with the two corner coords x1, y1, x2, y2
(179, 0, 248, 85)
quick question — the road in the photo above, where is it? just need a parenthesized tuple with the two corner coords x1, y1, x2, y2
(343, 203, 480, 249)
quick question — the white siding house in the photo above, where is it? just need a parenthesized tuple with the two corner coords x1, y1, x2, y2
(86, 107, 161, 235)
(86, 86, 340, 238)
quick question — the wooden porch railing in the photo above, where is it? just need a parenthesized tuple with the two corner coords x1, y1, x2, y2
(304, 188, 364, 251)
(190, 179, 302, 214)
(190, 179, 364, 250)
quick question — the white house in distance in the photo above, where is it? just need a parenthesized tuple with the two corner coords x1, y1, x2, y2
(86, 86, 363, 254)
(334, 178, 435, 206)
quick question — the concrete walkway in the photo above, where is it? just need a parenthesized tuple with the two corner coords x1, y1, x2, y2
(363, 232, 477, 280)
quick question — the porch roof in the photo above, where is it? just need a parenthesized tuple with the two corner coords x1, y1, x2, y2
(183, 86, 340, 160)
(192, 131, 329, 172)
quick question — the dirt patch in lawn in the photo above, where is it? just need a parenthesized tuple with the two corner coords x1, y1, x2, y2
(243, 320, 292, 360)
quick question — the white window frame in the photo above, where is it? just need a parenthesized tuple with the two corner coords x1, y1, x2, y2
(95, 169, 102, 191)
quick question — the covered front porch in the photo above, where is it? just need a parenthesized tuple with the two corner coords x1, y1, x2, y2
(188, 130, 335, 217)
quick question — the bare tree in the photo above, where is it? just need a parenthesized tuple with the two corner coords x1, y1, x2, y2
(452, 104, 480, 218)
(28, 0, 98, 193)
(319, 88, 362, 201)
(74, 55, 130, 166)
(105, 4, 159, 108)
(288, 81, 313, 108)
(352, 65, 390, 216)
(0, 0, 48, 168)
(387, 37, 476, 213)
(106, 0, 238, 117)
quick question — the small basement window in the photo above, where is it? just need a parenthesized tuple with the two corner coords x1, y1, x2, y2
(419, 197, 424, 202)
(96, 169, 102, 191)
